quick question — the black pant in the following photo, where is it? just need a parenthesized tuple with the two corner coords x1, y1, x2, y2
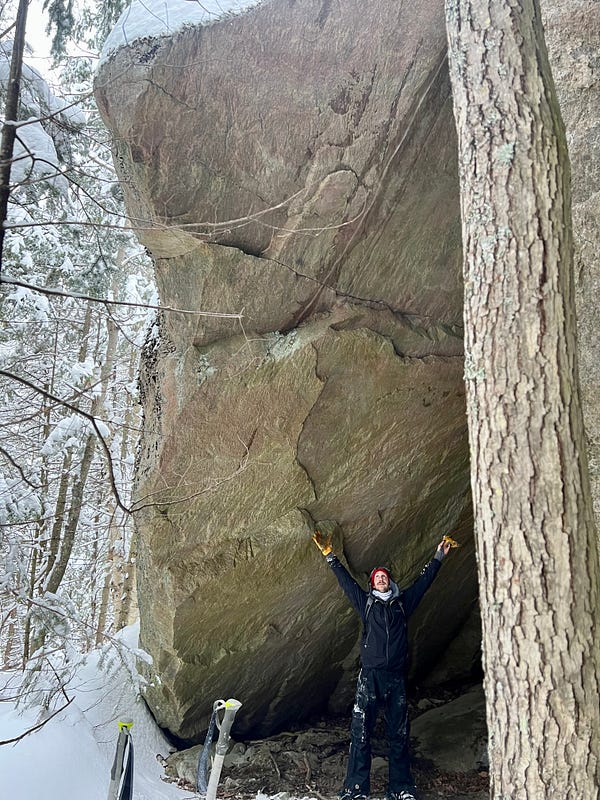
(343, 668, 414, 796)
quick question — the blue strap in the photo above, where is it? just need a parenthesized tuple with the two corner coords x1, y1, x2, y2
(197, 704, 219, 795)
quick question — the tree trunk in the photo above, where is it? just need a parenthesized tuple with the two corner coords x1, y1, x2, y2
(445, 1, 600, 797)
(0, 0, 28, 270)
(44, 452, 72, 582)
(94, 548, 111, 646)
(2, 610, 17, 669)
(114, 343, 139, 631)
(43, 434, 97, 592)
(116, 528, 137, 631)
(22, 538, 39, 666)
(44, 309, 117, 593)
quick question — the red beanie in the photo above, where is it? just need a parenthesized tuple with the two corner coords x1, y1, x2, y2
(370, 567, 391, 587)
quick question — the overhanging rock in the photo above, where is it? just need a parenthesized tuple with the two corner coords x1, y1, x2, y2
(95, 0, 477, 740)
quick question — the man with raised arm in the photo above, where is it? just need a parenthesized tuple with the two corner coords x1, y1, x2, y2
(313, 532, 455, 800)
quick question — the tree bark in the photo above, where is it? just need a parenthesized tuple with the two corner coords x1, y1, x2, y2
(44, 452, 72, 581)
(445, 1, 600, 797)
(114, 343, 139, 631)
(22, 538, 39, 666)
(116, 528, 137, 631)
(94, 544, 111, 646)
(2, 609, 17, 669)
(45, 434, 97, 596)
(0, 0, 28, 271)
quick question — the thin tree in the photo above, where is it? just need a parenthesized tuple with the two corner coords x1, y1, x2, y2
(445, 0, 600, 797)
(0, 0, 28, 269)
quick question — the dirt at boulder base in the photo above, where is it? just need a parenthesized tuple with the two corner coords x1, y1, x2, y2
(165, 714, 489, 800)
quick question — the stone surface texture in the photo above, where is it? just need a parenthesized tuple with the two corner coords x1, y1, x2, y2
(411, 686, 488, 773)
(542, 0, 600, 532)
(94, 0, 597, 743)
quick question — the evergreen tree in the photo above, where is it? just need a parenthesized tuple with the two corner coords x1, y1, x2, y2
(1, 5, 154, 707)
(44, 0, 127, 58)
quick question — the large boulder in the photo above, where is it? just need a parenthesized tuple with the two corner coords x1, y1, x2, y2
(411, 686, 488, 774)
(542, 0, 600, 533)
(94, 0, 475, 741)
(95, 0, 600, 743)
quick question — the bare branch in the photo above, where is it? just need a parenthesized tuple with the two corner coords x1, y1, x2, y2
(0, 445, 42, 489)
(0, 19, 18, 40)
(3, 180, 362, 239)
(6, 92, 94, 130)
(0, 368, 132, 515)
(0, 367, 246, 517)
(0, 277, 243, 319)
(0, 695, 74, 746)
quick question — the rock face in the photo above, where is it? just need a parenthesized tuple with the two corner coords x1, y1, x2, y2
(94, 0, 599, 744)
(411, 687, 488, 773)
(94, 0, 476, 741)
(542, 0, 600, 532)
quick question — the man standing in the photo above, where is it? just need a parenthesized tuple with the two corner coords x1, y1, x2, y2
(313, 532, 454, 800)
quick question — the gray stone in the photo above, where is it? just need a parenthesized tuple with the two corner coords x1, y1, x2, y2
(95, 0, 475, 742)
(542, 0, 600, 532)
(411, 686, 488, 773)
(164, 740, 250, 786)
(421, 601, 482, 686)
(94, 0, 599, 745)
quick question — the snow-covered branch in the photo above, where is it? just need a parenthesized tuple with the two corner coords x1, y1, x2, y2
(0, 368, 132, 515)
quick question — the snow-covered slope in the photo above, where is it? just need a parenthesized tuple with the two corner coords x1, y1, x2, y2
(0, 623, 187, 800)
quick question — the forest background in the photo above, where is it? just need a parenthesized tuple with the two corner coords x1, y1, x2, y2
(1, 0, 156, 727)
(1, 1, 600, 799)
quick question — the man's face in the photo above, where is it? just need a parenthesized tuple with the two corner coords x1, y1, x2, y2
(373, 570, 390, 591)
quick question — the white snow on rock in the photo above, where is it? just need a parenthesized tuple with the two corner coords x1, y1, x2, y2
(100, 0, 264, 64)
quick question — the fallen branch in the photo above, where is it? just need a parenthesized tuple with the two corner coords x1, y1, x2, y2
(268, 750, 281, 779)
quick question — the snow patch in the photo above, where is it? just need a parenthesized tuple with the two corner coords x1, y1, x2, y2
(11, 118, 69, 194)
(94, 418, 112, 440)
(1, 40, 85, 194)
(266, 329, 302, 361)
(100, 0, 264, 64)
(0, 622, 187, 800)
(69, 356, 96, 386)
(1, 41, 86, 127)
(40, 414, 84, 455)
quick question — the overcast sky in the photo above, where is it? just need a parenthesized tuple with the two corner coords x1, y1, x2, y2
(25, 0, 51, 60)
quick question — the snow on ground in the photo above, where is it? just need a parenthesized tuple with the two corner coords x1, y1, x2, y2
(0, 623, 188, 800)
(100, 0, 264, 64)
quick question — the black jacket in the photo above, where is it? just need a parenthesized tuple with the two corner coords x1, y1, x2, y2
(327, 554, 441, 671)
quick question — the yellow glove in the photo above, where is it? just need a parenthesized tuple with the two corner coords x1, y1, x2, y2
(312, 530, 333, 557)
(442, 534, 460, 548)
